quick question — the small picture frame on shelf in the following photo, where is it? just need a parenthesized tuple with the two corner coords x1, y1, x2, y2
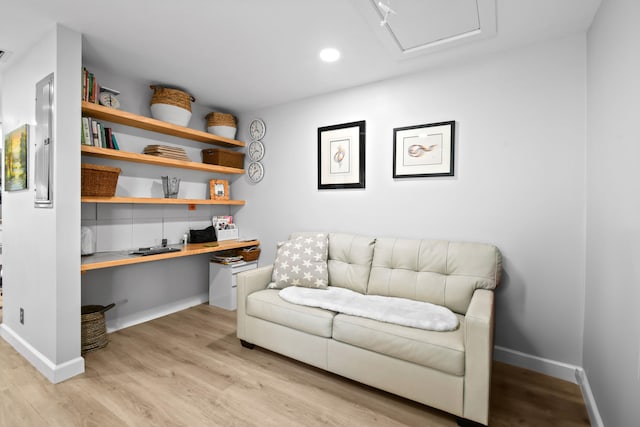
(210, 179, 229, 200)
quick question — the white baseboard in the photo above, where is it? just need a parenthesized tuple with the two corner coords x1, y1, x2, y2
(494, 346, 603, 427)
(105, 293, 208, 333)
(493, 345, 579, 383)
(575, 368, 605, 427)
(0, 323, 85, 384)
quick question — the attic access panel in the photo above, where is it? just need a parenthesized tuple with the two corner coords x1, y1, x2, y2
(368, 0, 496, 56)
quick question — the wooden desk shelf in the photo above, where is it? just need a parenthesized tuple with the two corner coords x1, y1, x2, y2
(81, 240, 260, 272)
(81, 196, 246, 206)
(82, 101, 244, 148)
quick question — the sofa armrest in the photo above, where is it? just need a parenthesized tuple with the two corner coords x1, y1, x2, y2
(463, 288, 495, 425)
(236, 265, 274, 340)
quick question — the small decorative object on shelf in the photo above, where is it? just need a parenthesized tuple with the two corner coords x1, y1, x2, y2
(210, 179, 229, 200)
(161, 176, 181, 198)
(98, 87, 121, 109)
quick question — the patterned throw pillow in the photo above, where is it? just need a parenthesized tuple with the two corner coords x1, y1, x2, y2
(269, 234, 329, 289)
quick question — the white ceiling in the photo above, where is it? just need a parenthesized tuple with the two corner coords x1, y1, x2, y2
(0, 0, 600, 113)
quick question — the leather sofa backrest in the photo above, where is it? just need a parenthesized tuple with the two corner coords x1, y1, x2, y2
(327, 233, 376, 293)
(367, 238, 502, 315)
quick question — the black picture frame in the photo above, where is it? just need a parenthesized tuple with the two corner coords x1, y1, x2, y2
(318, 120, 366, 189)
(393, 121, 455, 178)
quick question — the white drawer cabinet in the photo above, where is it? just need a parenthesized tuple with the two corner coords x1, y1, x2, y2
(208, 261, 257, 310)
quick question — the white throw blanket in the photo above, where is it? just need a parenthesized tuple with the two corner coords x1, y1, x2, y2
(278, 286, 459, 331)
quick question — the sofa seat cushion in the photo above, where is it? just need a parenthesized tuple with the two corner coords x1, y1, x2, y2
(246, 289, 336, 338)
(332, 313, 465, 376)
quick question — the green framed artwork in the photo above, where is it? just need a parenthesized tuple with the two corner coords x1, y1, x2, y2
(4, 124, 29, 191)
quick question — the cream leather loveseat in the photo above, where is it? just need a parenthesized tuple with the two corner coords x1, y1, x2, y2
(236, 233, 502, 426)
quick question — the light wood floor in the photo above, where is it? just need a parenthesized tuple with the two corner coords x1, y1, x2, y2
(0, 304, 590, 426)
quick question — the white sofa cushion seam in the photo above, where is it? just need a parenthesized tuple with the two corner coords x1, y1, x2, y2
(335, 316, 464, 354)
(249, 296, 337, 320)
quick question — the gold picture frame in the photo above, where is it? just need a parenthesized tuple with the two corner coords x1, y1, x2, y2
(4, 124, 29, 191)
(210, 179, 229, 200)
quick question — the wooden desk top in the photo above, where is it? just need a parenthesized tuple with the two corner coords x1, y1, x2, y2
(81, 240, 260, 272)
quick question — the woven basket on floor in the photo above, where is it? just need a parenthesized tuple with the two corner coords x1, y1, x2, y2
(150, 85, 195, 112)
(81, 163, 121, 197)
(81, 303, 115, 354)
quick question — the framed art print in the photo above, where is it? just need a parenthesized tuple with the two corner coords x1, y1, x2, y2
(393, 121, 455, 178)
(318, 120, 365, 189)
(4, 124, 29, 191)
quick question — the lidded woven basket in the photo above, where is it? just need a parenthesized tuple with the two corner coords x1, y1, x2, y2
(150, 85, 195, 112)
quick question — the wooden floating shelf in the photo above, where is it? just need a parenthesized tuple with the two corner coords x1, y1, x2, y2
(81, 101, 244, 148)
(81, 196, 246, 206)
(81, 145, 245, 174)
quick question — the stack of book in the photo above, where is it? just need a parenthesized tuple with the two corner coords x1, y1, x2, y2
(82, 67, 99, 103)
(81, 117, 120, 150)
(143, 145, 190, 161)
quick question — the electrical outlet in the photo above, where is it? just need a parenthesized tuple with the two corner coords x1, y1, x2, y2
(19, 308, 24, 324)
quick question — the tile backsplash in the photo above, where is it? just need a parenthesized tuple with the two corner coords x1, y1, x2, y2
(81, 203, 228, 252)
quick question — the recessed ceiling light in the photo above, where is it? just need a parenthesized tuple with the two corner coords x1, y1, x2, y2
(319, 48, 340, 63)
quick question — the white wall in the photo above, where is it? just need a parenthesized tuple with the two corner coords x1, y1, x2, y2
(0, 24, 83, 382)
(235, 35, 588, 368)
(585, 0, 640, 424)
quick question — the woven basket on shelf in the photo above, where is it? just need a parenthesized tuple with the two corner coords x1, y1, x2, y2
(240, 247, 261, 262)
(205, 112, 236, 128)
(81, 303, 115, 354)
(81, 163, 121, 197)
(202, 148, 245, 169)
(150, 85, 195, 112)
